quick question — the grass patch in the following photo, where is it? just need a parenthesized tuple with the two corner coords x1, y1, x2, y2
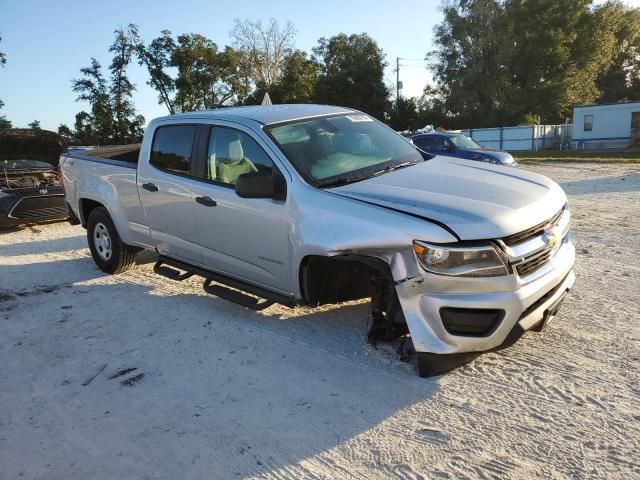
(512, 149, 640, 163)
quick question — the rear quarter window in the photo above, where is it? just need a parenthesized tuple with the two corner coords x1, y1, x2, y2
(150, 125, 196, 175)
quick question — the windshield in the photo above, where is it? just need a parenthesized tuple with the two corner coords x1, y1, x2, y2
(448, 134, 481, 150)
(265, 113, 422, 187)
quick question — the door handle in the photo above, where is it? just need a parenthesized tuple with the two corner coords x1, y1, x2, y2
(142, 182, 158, 192)
(195, 196, 217, 207)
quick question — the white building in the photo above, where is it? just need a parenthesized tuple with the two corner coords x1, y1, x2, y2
(572, 102, 640, 149)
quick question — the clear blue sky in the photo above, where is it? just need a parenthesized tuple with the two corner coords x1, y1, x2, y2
(0, 0, 443, 130)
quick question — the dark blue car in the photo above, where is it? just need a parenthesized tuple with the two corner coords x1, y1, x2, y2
(411, 132, 518, 167)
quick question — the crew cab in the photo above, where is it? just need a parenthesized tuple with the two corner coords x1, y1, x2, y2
(60, 105, 575, 376)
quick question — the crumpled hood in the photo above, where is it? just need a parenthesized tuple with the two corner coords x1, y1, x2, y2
(331, 156, 567, 240)
(0, 129, 68, 168)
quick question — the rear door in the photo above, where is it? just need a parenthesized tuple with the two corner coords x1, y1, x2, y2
(190, 123, 292, 293)
(137, 124, 202, 263)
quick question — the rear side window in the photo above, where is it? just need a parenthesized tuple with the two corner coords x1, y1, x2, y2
(584, 114, 593, 132)
(150, 125, 196, 175)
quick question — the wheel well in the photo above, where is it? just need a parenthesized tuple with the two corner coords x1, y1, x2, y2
(299, 254, 393, 306)
(79, 198, 104, 227)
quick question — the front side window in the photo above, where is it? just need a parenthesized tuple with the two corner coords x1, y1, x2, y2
(584, 114, 593, 132)
(631, 111, 640, 130)
(266, 113, 421, 187)
(206, 127, 274, 186)
(449, 135, 481, 150)
(150, 125, 196, 175)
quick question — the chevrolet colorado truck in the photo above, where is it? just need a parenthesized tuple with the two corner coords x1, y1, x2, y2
(60, 105, 575, 376)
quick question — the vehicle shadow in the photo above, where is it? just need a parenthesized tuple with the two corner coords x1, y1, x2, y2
(1, 254, 439, 479)
(560, 172, 640, 195)
(0, 234, 87, 257)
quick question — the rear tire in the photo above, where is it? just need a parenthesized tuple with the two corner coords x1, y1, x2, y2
(87, 207, 137, 274)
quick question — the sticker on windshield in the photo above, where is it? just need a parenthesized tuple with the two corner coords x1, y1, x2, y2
(345, 114, 373, 122)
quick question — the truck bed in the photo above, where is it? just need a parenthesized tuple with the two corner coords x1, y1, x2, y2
(68, 144, 140, 167)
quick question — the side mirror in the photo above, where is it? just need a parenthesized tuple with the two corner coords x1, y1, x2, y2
(235, 171, 275, 199)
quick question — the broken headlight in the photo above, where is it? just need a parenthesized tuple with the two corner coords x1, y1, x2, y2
(413, 241, 508, 277)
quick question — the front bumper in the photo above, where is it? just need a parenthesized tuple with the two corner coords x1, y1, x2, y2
(396, 239, 575, 354)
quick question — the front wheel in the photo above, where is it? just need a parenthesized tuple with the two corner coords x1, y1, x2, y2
(87, 207, 137, 274)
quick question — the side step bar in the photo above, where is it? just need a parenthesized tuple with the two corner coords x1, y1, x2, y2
(155, 255, 297, 310)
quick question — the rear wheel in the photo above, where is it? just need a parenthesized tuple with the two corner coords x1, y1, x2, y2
(87, 207, 137, 274)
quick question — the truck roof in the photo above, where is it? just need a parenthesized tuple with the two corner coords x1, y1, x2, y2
(155, 104, 356, 126)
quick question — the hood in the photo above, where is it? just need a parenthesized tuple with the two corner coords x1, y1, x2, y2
(331, 156, 567, 241)
(0, 129, 68, 168)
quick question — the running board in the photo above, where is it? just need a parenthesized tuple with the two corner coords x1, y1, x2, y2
(153, 262, 194, 281)
(203, 279, 274, 311)
(155, 255, 297, 309)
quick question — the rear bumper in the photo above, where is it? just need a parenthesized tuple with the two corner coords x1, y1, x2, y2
(0, 188, 67, 227)
(396, 239, 575, 354)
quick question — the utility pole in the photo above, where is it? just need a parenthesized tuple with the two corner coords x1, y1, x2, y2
(396, 57, 401, 115)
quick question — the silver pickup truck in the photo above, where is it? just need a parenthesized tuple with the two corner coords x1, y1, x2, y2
(60, 104, 575, 376)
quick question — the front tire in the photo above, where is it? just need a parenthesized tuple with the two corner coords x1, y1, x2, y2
(87, 207, 137, 274)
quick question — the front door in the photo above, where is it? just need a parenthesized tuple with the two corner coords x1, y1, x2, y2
(190, 125, 292, 293)
(138, 124, 202, 264)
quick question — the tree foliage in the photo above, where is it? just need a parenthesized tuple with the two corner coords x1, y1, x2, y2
(133, 28, 250, 113)
(28, 120, 41, 130)
(313, 33, 390, 120)
(72, 27, 144, 145)
(246, 50, 319, 104)
(430, 0, 640, 127)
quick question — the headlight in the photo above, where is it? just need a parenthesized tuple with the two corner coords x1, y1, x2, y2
(413, 241, 509, 277)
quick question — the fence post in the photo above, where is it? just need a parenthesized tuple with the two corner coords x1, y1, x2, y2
(532, 126, 535, 151)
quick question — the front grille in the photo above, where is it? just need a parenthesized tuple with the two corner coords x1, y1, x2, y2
(10, 195, 67, 219)
(516, 246, 555, 277)
(503, 208, 563, 246)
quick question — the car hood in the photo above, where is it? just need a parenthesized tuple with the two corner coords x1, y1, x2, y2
(0, 129, 68, 168)
(330, 156, 567, 241)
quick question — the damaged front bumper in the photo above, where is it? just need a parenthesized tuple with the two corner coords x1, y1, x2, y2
(395, 239, 576, 355)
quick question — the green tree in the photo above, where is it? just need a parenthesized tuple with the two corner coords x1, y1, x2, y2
(133, 28, 249, 113)
(109, 25, 143, 143)
(73, 111, 95, 145)
(28, 120, 41, 130)
(246, 50, 319, 104)
(596, 1, 640, 102)
(72, 58, 113, 143)
(57, 123, 74, 138)
(132, 28, 177, 114)
(430, 0, 640, 126)
(0, 117, 10, 129)
(313, 33, 390, 120)
(388, 97, 420, 131)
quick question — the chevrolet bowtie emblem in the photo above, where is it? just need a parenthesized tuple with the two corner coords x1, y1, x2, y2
(542, 226, 560, 247)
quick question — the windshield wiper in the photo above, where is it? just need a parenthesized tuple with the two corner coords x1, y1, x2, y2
(317, 176, 369, 188)
(372, 160, 421, 176)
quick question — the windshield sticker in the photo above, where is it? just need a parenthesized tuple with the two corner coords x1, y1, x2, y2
(345, 114, 373, 122)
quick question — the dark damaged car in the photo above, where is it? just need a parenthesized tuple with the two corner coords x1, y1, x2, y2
(0, 129, 69, 228)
